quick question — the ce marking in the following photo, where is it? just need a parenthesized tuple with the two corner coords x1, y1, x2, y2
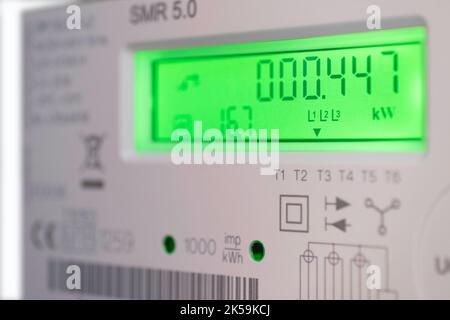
(31, 220, 57, 250)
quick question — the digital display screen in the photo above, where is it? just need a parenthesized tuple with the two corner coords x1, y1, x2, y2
(134, 27, 426, 152)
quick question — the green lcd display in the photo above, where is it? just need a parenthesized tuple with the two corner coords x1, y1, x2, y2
(134, 27, 426, 152)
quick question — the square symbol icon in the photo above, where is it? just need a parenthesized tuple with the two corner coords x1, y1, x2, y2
(286, 203, 302, 224)
(280, 195, 309, 232)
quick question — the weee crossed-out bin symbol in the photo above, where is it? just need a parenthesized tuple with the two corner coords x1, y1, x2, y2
(82, 134, 103, 171)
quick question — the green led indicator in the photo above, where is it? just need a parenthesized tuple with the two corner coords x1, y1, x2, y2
(163, 235, 176, 255)
(135, 27, 426, 152)
(249, 240, 265, 262)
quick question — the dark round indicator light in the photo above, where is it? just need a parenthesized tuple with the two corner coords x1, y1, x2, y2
(163, 235, 176, 255)
(249, 240, 265, 262)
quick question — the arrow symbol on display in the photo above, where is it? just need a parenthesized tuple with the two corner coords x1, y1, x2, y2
(325, 196, 351, 211)
(325, 218, 351, 233)
(313, 128, 321, 137)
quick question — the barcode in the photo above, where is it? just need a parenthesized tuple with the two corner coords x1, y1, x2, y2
(48, 260, 259, 300)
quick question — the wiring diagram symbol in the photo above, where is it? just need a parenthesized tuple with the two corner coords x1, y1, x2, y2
(365, 198, 401, 236)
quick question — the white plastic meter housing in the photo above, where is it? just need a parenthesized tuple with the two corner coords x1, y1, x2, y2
(23, 0, 450, 299)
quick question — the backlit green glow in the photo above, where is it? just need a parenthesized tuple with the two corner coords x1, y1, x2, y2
(134, 27, 426, 152)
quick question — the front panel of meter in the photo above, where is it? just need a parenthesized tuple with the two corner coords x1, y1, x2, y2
(23, 0, 450, 299)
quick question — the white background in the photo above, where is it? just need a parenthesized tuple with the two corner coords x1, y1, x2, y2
(0, 0, 71, 300)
